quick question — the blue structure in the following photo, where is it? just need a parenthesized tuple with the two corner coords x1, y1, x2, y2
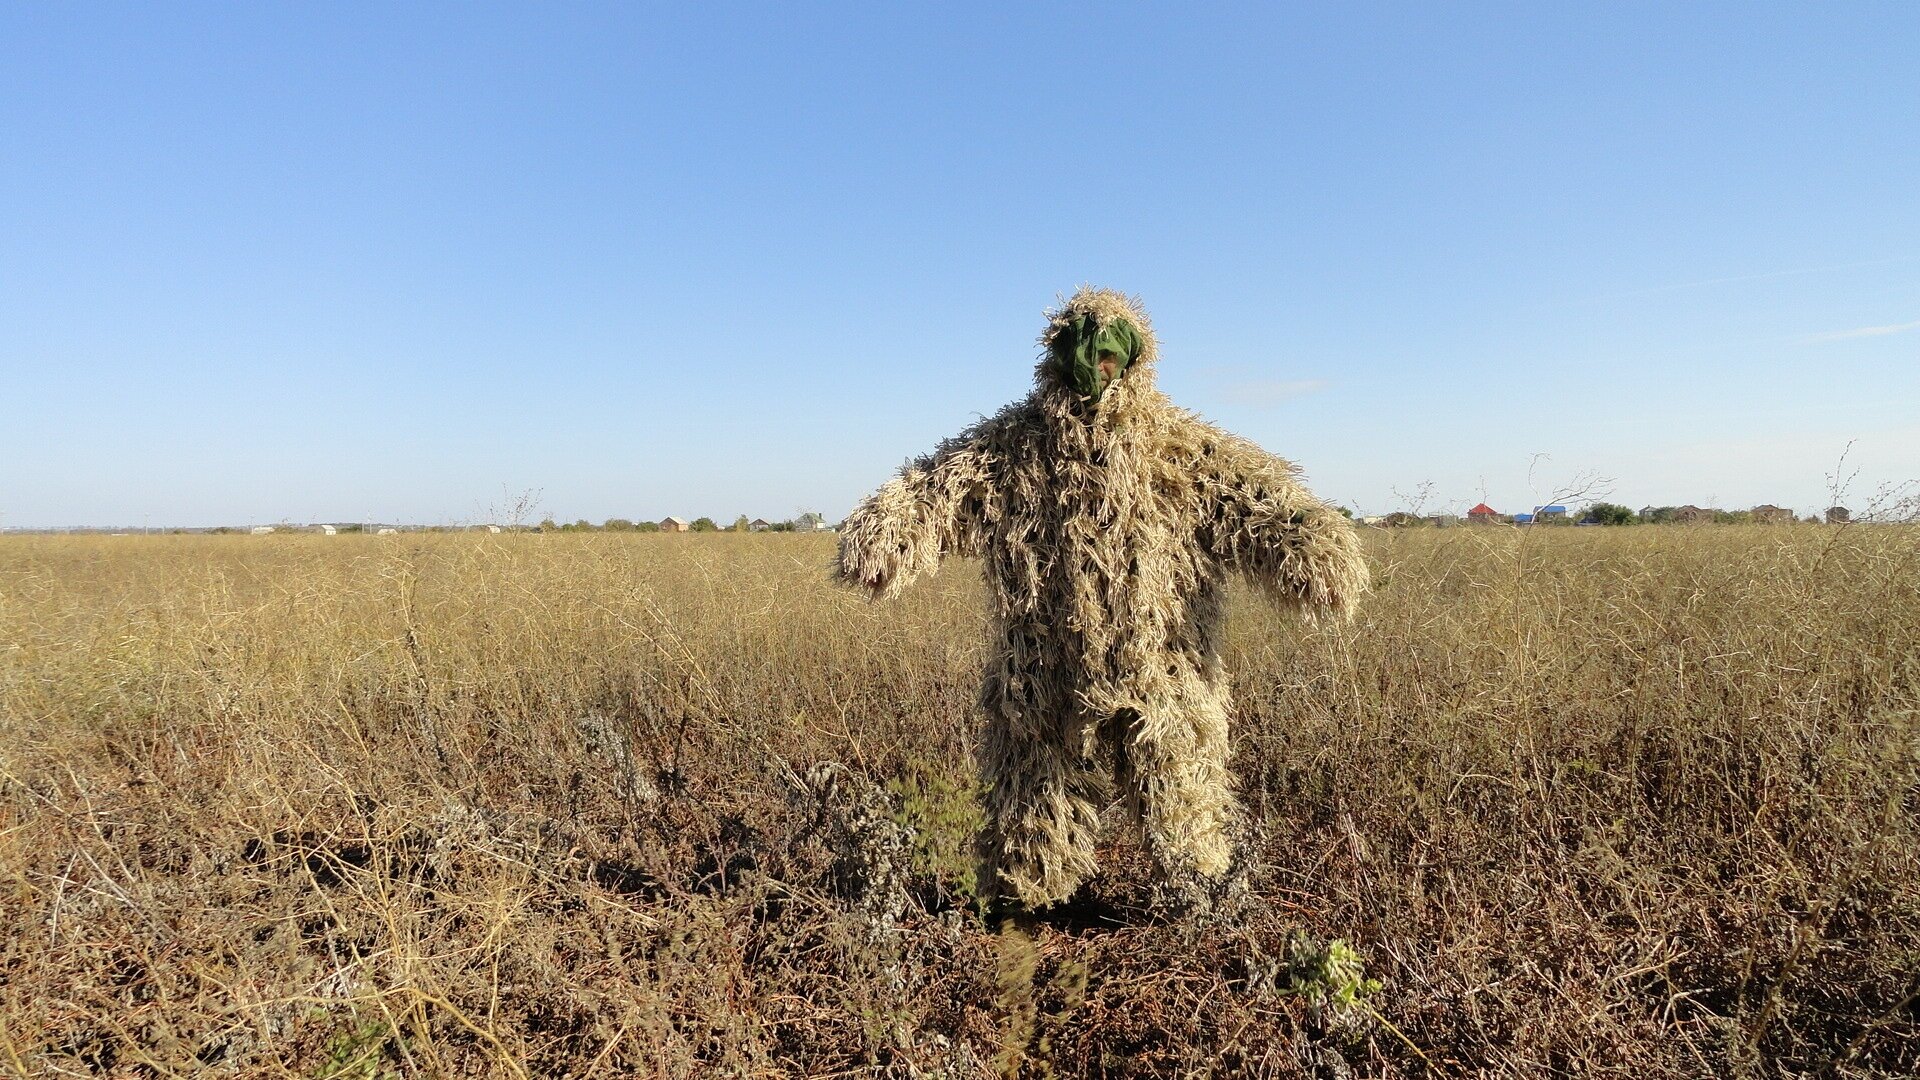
(1513, 513, 1535, 524)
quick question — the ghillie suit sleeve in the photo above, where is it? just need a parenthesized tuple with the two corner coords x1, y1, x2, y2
(834, 420, 1000, 600)
(1190, 431, 1369, 621)
(837, 287, 1368, 912)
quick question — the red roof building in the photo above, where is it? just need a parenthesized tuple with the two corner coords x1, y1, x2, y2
(1467, 503, 1500, 522)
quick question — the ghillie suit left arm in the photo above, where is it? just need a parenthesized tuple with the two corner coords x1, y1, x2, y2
(834, 419, 1000, 600)
(1192, 430, 1370, 619)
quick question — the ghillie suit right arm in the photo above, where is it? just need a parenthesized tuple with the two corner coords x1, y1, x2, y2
(835, 421, 999, 600)
(1192, 430, 1370, 619)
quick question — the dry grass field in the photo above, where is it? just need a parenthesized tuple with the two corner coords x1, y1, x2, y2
(3, 527, 1917, 1078)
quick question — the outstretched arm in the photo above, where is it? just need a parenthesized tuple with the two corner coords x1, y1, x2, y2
(1194, 432, 1369, 619)
(835, 426, 995, 600)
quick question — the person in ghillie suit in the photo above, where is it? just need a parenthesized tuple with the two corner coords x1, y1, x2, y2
(835, 288, 1369, 910)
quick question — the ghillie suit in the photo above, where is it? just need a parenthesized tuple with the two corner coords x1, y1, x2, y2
(836, 288, 1368, 909)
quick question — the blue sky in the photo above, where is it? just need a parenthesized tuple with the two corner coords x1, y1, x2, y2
(4, 3, 1917, 527)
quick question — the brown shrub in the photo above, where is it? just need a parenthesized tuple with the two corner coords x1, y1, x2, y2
(2, 528, 1916, 1076)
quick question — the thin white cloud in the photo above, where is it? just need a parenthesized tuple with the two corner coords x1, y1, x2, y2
(1801, 318, 1920, 343)
(1219, 378, 1328, 408)
(1603, 255, 1916, 301)
(1664, 256, 1913, 291)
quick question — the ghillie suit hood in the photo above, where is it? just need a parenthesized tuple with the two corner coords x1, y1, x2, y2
(836, 287, 1369, 909)
(1039, 289, 1156, 406)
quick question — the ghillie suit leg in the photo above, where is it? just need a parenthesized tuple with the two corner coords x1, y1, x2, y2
(1102, 684, 1237, 881)
(976, 683, 1106, 909)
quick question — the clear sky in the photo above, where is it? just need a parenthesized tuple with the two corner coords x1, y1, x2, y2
(4, 3, 1917, 528)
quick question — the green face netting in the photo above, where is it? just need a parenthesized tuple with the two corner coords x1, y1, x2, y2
(1052, 313, 1141, 403)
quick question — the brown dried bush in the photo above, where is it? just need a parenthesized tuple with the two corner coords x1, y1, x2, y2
(2, 527, 1916, 1077)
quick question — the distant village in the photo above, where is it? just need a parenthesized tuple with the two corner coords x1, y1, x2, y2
(6, 504, 1884, 537)
(7, 513, 842, 536)
(1359, 502, 1856, 528)
(544, 513, 837, 534)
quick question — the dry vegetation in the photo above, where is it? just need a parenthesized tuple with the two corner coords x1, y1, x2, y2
(2, 527, 1917, 1078)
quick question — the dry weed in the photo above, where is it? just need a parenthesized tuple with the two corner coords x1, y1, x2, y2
(2, 528, 1916, 1076)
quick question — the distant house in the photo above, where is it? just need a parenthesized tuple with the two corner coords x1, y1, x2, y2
(250, 526, 275, 535)
(1533, 505, 1569, 521)
(316, 524, 337, 535)
(1670, 505, 1714, 525)
(1512, 513, 1535, 525)
(1826, 505, 1852, 525)
(376, 527, 398, 536)
(749, 518, 772, 532)
(1357, 515, 1385, 526)
(1466, 502, 1501, 523)
(660, 516, 690, 533)
(1751, 504, 1794, 525)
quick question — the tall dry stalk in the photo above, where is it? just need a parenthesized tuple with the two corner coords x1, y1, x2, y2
(1, 527, 1916, 1076)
